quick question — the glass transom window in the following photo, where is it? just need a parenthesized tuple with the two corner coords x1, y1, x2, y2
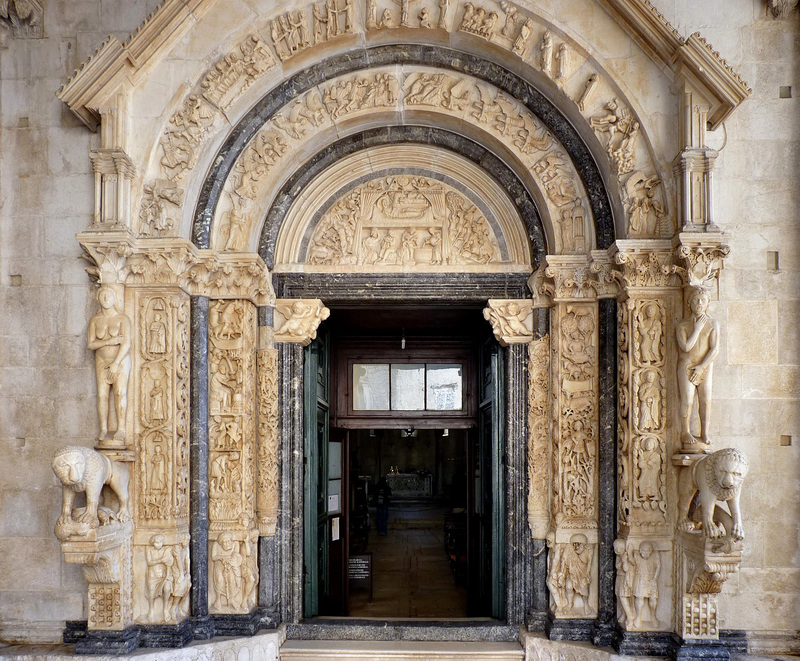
(353, 363, 463, 411)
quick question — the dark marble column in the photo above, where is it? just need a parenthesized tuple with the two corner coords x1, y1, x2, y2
(593, 297, 618, 646)
(527, 306, 550, 632)
(279, 343, 305, 623)
(190, 296, 213, 640)
(505, 343, 532, 627)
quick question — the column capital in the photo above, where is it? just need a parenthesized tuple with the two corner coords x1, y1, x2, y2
(611, 240, 682, 291)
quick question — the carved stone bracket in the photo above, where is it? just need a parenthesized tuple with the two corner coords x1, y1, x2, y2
(76, 233, 276, 305)
(483, 299, 533, 345)
(273, 299, 330, 346)
(674, 234, 730, 289)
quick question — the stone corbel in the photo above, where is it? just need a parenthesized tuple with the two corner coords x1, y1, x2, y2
(674, 234, 730, 290)
(273, 299, 330, 346)
(483, 299, 534, 346)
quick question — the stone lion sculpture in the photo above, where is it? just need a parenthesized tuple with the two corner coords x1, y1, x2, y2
(677, 447, 748, 541)
(52, 446, 130, 539)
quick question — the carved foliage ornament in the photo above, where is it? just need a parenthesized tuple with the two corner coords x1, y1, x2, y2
(256, 349, 280, 536)
(527, 335, 550, 538)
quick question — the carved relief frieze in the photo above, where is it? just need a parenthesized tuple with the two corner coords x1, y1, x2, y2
(527, 334, 550, 539)
(459, 2, 501, 40)
(201, 35, 276, 110)
(270, 10, 312, 60)
(138, 180, 184, 238)
(256, 349, 280, 536)
(208, 298, 258, 614)
(312, 0, 356, 42)
(405, 72, 470, 111)
(591, 98, 639, 176)
(322, 73, 399, 118)
(159, 95, 217, 182)
(624, 172, 667, 238)
(305, 176, 502, 268)
(483, 299, 533, 345)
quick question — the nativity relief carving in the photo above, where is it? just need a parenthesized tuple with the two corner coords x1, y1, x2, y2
(305, 177, 502, 269)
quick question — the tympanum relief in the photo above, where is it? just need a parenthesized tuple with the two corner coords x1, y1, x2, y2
(306, 177, 502, 269)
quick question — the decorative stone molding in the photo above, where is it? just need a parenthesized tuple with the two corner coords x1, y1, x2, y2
(527, 334, 550, 539)
(483, 299, 534, 345)
(76, 233, 276, 306)
(90, 150, 136, 228)
(208, 299, 259, 614)
(0, 0, 42, 38)
(612, 241, 680, 289)
(273, 299, 330, 346)
(256, 348, 280, 536)
(674, 234, 730, 288)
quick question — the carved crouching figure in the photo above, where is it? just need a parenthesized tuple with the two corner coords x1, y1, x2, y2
(677, 448, 748, 540)
(52, 446, 131, 540)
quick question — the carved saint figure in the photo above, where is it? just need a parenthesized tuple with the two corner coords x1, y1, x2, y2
(539, 30, 553, 77)
(437, 0, 449, 28)
(148, 312, 167, 354)
(631, 542, 660, 628)
(212, 532, 243, 611)
(638, 302, 662, 363)
(366, 0, 378, 28)
(146, 534, 174, 622)
(151, 444, 167, 492)
(512, 18, 533, 56)
(241, 529, 259, 610)
(675, 287, 719, 447)
(637, 436, 660, 502)
(418, 7, 431, 27)
(88, 285, 132, 442)
(637, 369, 660, 431)
(555, 43, 568, 80)
(150, 379, 166, 422)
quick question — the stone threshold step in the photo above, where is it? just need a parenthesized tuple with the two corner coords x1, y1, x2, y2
(281, 639, 524, 660)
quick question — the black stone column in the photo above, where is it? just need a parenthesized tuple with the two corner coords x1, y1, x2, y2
(190, 296, 213, 640)
(505, 343, 531, 626)
(527, 307, 550, 632)
(593, 297, 617, 646)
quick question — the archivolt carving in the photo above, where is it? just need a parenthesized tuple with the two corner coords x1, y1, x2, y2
(323, 73, 399, 118)
(139, 180, 184, 238)
(625, 172, 666, 237)
(305, 177, 501, 268)
(201, 35, 275, 110)
(591, 98, 639, 177)
(270, 9, 312, 60)
(312, 0, 356, 42)
(159, 95, 216, 182)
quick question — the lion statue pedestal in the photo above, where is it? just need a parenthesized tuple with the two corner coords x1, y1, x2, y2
(53, 446, 135, 648)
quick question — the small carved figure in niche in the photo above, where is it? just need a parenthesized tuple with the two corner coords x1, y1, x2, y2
(631, 542, 660, 628)
(363, 229, 382, 264)
(150, 444, 167, 492)
(577, 73, 598, 112)
(539, 30, 553, 77)
(366, 0, 378, 29)
(210, 351, 238, 412)
(638, 302, 662, 363)
(210, 453, 231, 494)
(614, 539, 635, 625)
(512, 18, 533, 57)
(169, 533, 191, 621)
(676, 287, 719, 448)
(212, 532, 244, 611)
(150, 379, 166, 422)
(677, 448, 748, 540)
(345, 0, 355, 31)
(637, 369, 660, 431)
(146, 534, 174, 621)
(223, 202, 248, 252)
(148, 312, 168, 355)
(555, 43, 569, 81)
(557, 207, 575, 252)
(637, 436, 660, 502)
(88, 285, 132, 442)
(418, 8, 431, 27)
(437, 0, 449, 28)
(390, 0, 418, 26)
(52, 446, 131, 538)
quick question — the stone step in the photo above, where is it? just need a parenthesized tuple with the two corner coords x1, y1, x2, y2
(281, 640, 525, 661)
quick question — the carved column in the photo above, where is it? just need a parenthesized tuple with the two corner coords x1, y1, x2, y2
(612, 241, 681, 650)
(130, 287, 192, 627)
(207, 299, 259, 615)
(539, 256, 603, 639)
(256, 339, 280, 537)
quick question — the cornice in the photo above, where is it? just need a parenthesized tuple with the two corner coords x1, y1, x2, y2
(57, 0, 751, 132)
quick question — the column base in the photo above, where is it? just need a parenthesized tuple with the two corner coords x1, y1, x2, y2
(613, 629, 675, 656)
(74, 626, 140, 655)
(139, 619, 194, 648)
(591, 616, 616, 647)
(545, 614, 594, 641)
(526, 609, 548, 633)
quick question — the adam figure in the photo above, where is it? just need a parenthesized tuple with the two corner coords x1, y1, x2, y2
(676, 287, 719, 448)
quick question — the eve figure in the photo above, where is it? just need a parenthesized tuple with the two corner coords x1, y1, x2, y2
(88, 285, 132, 442)
(676, 287, 719, 448)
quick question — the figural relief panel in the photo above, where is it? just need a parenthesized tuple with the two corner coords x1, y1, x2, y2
(256, 349, 280, 536)
(201, 35, 276, 111)
(208, 299, 259, 614)
(304, 177, 502, 268)
(527, 334, 550, 539)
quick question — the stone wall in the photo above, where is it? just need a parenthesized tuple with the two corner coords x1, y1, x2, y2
(0, 0, 796, 649)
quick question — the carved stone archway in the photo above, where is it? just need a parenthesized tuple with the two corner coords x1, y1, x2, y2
(54, 0, 750, 656)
